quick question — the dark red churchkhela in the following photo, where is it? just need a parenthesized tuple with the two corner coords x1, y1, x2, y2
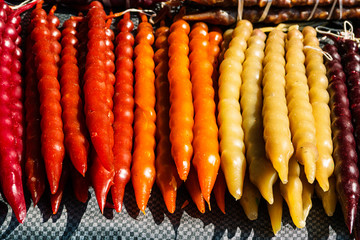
(338, 39, 360, 238)
(324, 43, 360, 233)
(0, 0, 39, 223)
(154, 21, 182, 214)
(338, 40, 360, 152)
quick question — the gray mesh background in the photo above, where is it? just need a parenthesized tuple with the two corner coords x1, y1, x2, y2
(0, 185, 353, 239)
(0, 4, 354, 240)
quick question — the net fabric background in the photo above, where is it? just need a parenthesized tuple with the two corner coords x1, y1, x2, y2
(0, 4, 354, 240)
(0, 185, 353, 239)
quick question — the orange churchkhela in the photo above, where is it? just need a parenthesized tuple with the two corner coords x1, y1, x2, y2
(189, 22, 220, 207)
(33, 3, 65, 195)
(167, 19, 193, 181)
(131, 12, 157, 213)
(154, 21, 182, 213)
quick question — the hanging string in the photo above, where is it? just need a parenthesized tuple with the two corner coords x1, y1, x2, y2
(9, 0, 36, 9)
(327, 0, 337, 20)
(307, 0, 319, 21)
(343, 20, 354, 39)
(315, 25, 342, 38)
(338, 0, 343, 19)
(315, 21, 360, 43)
(303, 45, 333, 61)
(259, 0, 272, 22)
(237, 0, 244, 21)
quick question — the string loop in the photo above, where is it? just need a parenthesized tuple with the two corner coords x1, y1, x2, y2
(316, 21, 360, 43)
(303, 45, 333, 61)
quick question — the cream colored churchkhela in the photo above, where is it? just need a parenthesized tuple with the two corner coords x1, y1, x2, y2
(262, 29, 293, 184)
(240, 29, 278, 204)
(267, 182, 283, 234)
(218, 20, 252, 200)
(302, 26, 334, 191)
(285, 28, 318, 184)
(280, 156, 305, 228)
(315, 176, 337, 216)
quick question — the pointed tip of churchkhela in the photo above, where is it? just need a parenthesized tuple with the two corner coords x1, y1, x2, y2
(14, 205, 27, 224)
(197, 200, 206, 214)
(161, 186, 177, 214)
(251, 163, 277, 205)
(30, 182, 46, 207)
(134, 189, 151, 215)
(219, 206, 225, 214)
(51, 200, 60, 215)
(354, 206, 360, 239)
(206, 200, 211, 212)
(202, 190, 211, 210)
(196, 165, 218, 208)
(341, 191, 359, 235)
(274, 157, 289, 186)
(185, 167, 206, 214)
(50, 193, 62, 214)
(316, 176, 330, 193)
(131, 164, 155, 215)
(213, 170, 226, 214)
(50, 162, 69, 215)
(45, 147, 65, 196)
(346, 206, 356, 234)
(176, 161, 190, 181)
(336, 175, 360, 235)
(50, 190, 62, 214)
(71, 155, 87, 178)
(70, 170, 89, 204)
(157, 172, 181, 214)
(115, 202, 123, 213)
(111, 169, 130, 213)
(111, 184, 125, 213)
(1, 156, 28, 223)
(90, 153, 115, 214)
(93, 175, 114, 214)
(214, 190, 226, 214)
